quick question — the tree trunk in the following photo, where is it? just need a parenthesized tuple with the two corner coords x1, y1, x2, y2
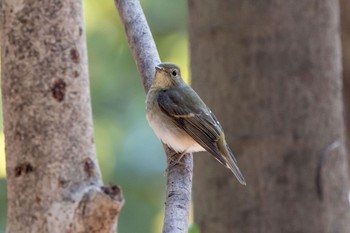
(0, 1, 123, 232)
(189, 1, 350, 233)
(340, 0, 350, 173)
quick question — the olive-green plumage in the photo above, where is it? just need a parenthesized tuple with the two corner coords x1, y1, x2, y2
(146, 63, 246, 185)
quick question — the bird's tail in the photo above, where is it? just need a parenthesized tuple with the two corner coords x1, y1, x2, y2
(218, 138, 246, 185)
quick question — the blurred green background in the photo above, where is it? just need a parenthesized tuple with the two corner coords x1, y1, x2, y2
(0, 1, 189, 232)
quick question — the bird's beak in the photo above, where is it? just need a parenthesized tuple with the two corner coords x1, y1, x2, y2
(155, 65, 164, 72)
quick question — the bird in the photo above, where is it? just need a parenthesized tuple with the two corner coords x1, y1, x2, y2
(146, 62, 246, 185)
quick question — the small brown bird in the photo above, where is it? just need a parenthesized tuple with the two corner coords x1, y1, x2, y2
(146, 63, 246, 185)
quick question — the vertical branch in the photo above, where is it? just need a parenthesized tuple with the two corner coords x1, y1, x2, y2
(163, 146, 193, 233)
(114, 1, 193, 233)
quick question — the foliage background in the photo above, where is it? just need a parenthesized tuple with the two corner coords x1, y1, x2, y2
(0, 1, 189, 232)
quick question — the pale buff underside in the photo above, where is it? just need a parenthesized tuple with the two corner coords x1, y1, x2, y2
(146, 89, 205, 153)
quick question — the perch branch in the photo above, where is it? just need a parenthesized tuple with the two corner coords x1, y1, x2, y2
(114, 1, 193, 232)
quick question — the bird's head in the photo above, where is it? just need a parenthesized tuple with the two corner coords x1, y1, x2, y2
(152, 63, 183, 88)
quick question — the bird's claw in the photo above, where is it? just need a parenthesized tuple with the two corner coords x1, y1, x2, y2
(163, 151, 191, 175)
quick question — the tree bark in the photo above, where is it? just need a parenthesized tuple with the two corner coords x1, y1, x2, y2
(340, 0, 350, 173)
(1, 1, 124, 232)
(189, 1, 350, 233)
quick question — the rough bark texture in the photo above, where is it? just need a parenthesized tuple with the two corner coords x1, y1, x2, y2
(162, 146, 192, 233)
(1, 1, 124, 232)
(114, 1, 193, 233)
(340, 0, 350, 172)
(190, 1, 350, 233)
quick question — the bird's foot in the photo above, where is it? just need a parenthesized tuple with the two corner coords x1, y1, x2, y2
(164, 151, 191, 175)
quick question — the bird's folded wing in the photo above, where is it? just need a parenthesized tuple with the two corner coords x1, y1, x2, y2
(157, 88, 227, 166)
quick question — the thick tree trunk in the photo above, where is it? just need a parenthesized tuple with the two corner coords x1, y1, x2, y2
(1, 1, 123, 232)
(340, 0, 350, 172)
(190, 1, 350, 233)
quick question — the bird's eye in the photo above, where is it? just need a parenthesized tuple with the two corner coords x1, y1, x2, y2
(171, 70, 177, 77)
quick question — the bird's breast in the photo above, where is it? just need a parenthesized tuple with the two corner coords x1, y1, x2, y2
(146, 92, 204, 153)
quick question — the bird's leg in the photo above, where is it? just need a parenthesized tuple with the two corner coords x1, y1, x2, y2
(170, 150, 187, 166)
(173, 151, 187, 165)
(165, 150, 188, 174)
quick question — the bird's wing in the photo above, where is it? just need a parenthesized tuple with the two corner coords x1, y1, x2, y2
(157, 86, 227, 166)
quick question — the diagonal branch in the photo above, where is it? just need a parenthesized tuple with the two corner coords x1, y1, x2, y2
(114, 1, 193, 233)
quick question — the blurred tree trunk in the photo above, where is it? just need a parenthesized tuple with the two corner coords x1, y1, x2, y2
(189, 1, 350, 233)
(0, 1, 123, 232)
(340, 0, 350, 172)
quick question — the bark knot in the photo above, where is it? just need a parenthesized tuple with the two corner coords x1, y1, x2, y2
(101, 185, 123, 202)
(73, 70, 79, 78)
(83, 158, 95, 177)
(51, 79, 66, 102)
(14, 162, 34, 177)
(70, 48, 80, 64)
